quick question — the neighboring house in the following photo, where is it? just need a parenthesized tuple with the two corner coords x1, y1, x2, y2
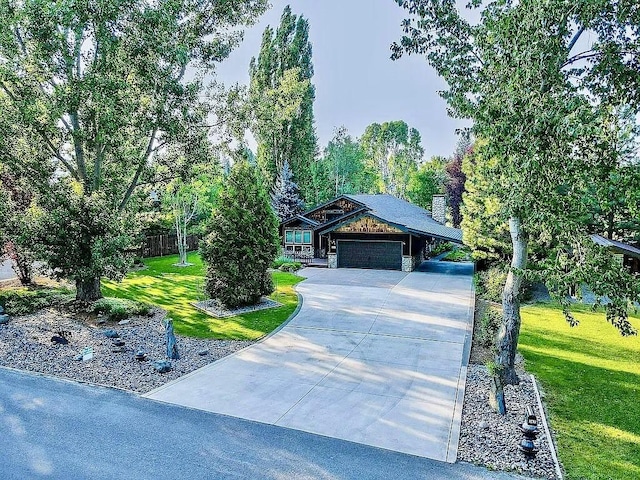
(591, 234, 640, 274)
(279, 194, 463, 272)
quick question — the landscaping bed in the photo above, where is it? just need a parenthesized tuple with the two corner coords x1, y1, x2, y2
(0, 308, 252, 394)
(459, 298, 559, 479)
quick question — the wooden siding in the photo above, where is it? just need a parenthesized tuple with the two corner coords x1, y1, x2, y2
(335, 215, 403, 234)
(307, 198, 361, 223)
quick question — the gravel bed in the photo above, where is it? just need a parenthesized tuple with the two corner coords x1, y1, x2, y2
(458, 363, 558, 479)
(0, 309, 253, 394)
(193, 298, 282, 318)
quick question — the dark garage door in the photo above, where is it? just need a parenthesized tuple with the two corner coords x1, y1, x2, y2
(337, 241, 402, 270)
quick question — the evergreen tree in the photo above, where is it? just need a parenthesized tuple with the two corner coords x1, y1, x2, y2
(272, 160, 305, 221)
(200, 158, 279, 309)
(249, 5, 317, 200)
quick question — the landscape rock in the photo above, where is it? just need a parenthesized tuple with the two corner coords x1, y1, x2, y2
(164, 319, 179, 360)
(0, 314, 10, 325)
(153, 360, 172, 373)
(0, 305, 5, 314)
(118, 319, 131, 325)
(51, 335, 69, 345)
(197, 349, 209, 356)
(103, 329, 119, 338)
(73, 354, 83, 361)
(134, 349, 146, 361)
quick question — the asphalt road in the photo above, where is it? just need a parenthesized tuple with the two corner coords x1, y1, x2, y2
(0, 367, 527, 480)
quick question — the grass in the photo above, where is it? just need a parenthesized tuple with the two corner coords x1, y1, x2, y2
(102, 253, 303, 340)
(519, 303, 640, 480)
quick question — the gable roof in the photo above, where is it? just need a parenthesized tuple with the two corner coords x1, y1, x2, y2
(342, 194, 463, 243)
(300, 194, 366, 218)
(281, 214, 320, 228)
(591, 234, 640, 259)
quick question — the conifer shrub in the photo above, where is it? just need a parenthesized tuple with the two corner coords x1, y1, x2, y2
(200, 160, 279, 308)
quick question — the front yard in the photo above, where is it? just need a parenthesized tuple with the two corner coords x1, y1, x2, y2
(520, 304, 640, 480)
(102, 253, 303, 340)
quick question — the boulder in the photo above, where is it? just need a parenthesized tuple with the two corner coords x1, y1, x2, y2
(0, 304, 4, 314)
(153, 360, 172, 373)
(103, 329, 119, 338)
(197, 349, 209, 356)
(51, 335, 69, 345)
(0, 314, 9, 325)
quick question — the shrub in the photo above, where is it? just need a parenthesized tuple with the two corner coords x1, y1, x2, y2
(91, 297, 151, 321)
(475, 266, 508, 303)
(442, 248, 472, 262)
(278, 262, 301, 273)
(430, 241, 454, 256)
(0, 288, 73, 315)
(478, 306, 502, 348)
(475, 264, 533, 303)
(272, 256, 291, 269)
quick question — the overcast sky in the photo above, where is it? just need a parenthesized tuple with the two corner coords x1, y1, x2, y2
(216, 0, 470, 159)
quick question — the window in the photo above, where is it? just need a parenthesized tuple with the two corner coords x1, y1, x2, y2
(285, 229, 312, 245)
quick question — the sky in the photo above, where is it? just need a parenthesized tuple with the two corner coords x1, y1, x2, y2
(215, 0, 470, 159)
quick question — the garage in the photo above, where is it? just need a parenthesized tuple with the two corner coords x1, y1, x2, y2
(337, 240, 402, 270)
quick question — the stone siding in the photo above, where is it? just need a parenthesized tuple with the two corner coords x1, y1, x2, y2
(328, 253, 337, 269)
(402, 254, 422, 272)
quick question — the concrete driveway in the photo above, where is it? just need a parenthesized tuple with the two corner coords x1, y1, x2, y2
(147, 262, 475, 462)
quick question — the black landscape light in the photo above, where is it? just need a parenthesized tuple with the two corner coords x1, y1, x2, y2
(521, 405, 539, 439)
(518, 438, 539, 459)
(519, 405, 540, 460)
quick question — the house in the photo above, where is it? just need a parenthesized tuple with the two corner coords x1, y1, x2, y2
(279, 194, 463, 272)
(590, 234, 640, 274)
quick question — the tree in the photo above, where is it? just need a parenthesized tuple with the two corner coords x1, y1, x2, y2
(0, 0, 268, 301)
(445, 139, 471, 228)
(249, 6, 317, 199)
(165, 182, 200, 267)
(460, 144, 511, 263)
(407, 156, 447, 210)
(580, 106, 640, 242)
(271, 160, 305, 222)
(200, 157, 279, 309)
(309, 126, 377, 205)
(360, 121, 424, 198)
(0, 168, 38, 284)
(393, 0, 640, 412)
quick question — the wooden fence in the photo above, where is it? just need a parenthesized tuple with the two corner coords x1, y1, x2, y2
(141, 234, 200, 258)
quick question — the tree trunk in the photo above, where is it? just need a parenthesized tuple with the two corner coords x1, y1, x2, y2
(75, 277, 102, 302)
(496, 216, 528, 385)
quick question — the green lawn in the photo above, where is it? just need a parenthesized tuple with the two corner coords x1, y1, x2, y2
(519, 303, 640, 480)
(102, 253, 303, 340)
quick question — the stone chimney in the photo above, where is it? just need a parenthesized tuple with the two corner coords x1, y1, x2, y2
(431, 195, 446, 224)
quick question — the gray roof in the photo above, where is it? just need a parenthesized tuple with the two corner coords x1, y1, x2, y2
(345, 194, 463, 243)
(590, 234, 640, 258)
